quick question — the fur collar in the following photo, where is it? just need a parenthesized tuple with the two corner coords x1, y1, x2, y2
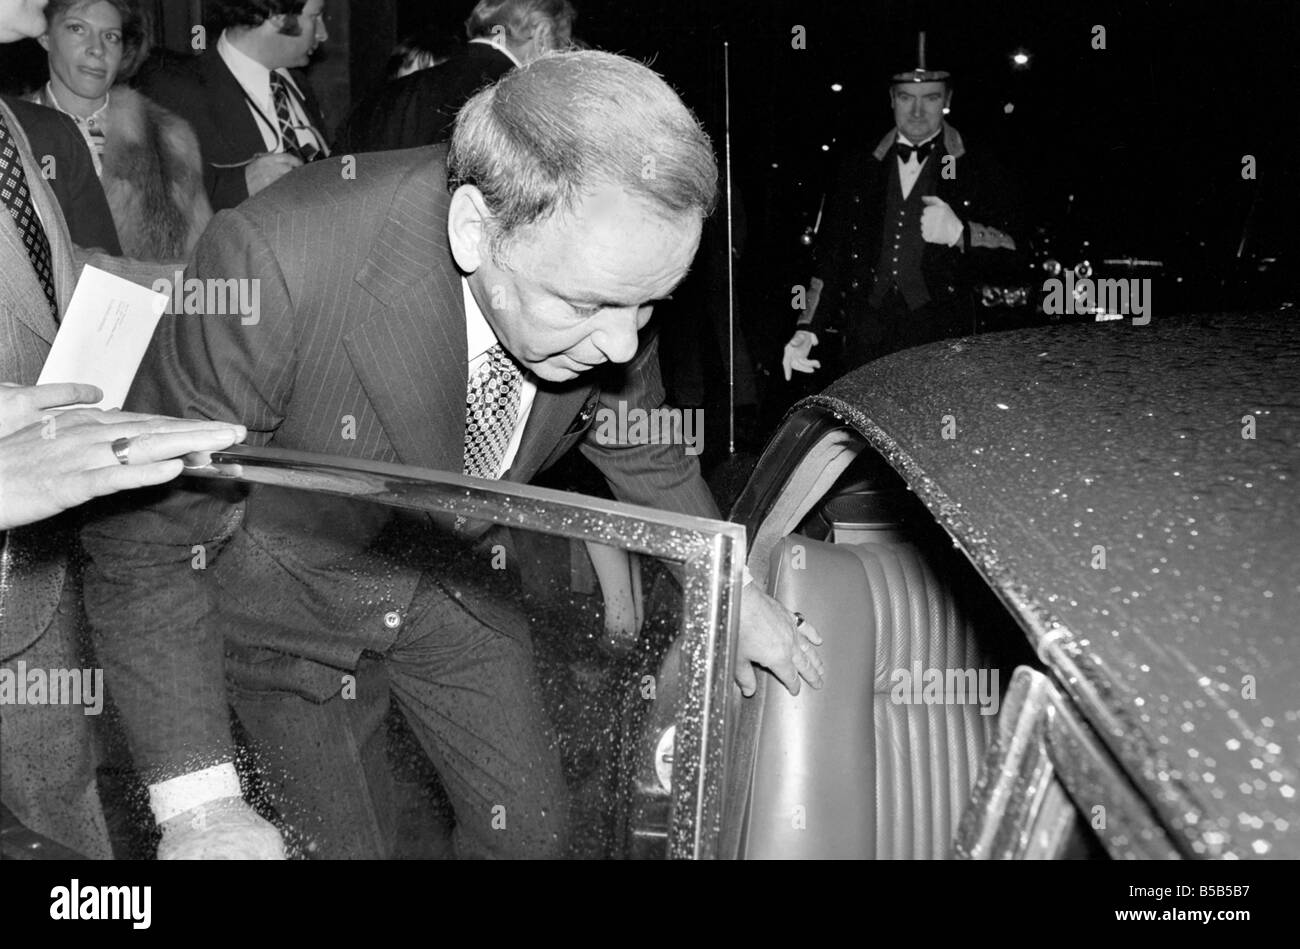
(98, 86, 212, 260)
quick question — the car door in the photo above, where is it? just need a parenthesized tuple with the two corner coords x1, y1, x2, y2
(204, 444, 746, 860)
(1, 444, 744, 861)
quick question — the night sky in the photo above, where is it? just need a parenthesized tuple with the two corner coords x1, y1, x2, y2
(404, 0, 1296, 266)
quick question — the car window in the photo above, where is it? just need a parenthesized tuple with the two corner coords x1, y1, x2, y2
(6, 447, 743, 861)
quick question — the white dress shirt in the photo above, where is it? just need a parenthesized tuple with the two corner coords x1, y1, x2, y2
(217, 31, 328, 157)
(896, 129, 941, 200)
(147, 280, 539, 822)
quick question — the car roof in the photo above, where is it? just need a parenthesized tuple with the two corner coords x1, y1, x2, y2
(810, 311, 1300, 858)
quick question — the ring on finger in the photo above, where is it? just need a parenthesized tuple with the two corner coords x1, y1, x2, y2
(111, 436, 131, 466)
(793, 611, 805, 629)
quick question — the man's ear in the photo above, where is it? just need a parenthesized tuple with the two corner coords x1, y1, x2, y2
(37, 33, 50, 52)
(448, 184, 492, 274)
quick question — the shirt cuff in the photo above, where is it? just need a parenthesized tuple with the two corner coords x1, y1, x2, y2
(148, 763, 241, 824)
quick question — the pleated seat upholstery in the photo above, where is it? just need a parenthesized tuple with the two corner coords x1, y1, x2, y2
(740, 534, 994, 859)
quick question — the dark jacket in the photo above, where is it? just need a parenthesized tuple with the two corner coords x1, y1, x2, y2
(137, 49, 329, 213)
(334, 42, 514, 154)
(1, 95, 121, 254)
(800, 123, 1020, 341)
(80, 147, 719, 779)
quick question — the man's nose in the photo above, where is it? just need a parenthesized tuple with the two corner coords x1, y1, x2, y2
(317, 19, 329, 42)
(589, 308, 642, 364)
(86, 34, 104, 57)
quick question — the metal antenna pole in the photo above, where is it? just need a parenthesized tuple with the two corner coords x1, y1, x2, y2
(724, 41, 736, 456)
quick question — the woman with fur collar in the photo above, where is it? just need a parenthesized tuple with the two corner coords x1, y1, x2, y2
(30, 0, 212, 260)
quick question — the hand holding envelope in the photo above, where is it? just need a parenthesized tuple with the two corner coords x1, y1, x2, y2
(2, 266, 249, 530)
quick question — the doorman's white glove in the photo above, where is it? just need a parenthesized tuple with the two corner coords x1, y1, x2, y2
(921, 195, 964, 246)
(782, 330, 821, 381)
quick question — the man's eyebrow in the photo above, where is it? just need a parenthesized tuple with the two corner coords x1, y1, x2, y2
(563, 269, 694, 308)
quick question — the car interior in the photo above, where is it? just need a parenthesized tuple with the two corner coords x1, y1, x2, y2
(727, 427, 1052, 859)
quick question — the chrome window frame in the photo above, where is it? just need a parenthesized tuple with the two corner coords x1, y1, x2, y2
(186, 444, 746, 860)
(954, 666, 1182, 859)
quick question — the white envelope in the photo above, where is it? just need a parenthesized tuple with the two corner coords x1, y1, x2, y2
(37, 265, 168, 409)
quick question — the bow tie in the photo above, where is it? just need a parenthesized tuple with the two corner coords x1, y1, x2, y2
(895, 138, 938, 164)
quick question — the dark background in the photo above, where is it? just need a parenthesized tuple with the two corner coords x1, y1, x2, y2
(2, 0, 1295, 424)
(387, 0, 1297, 266)
(4, 0, 1293, 261)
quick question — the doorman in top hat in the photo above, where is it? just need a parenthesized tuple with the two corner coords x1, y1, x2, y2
(783, 32, 1021, 378)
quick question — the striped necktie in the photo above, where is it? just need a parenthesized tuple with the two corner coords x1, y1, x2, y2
(270, 72, 320, 164)
(463, 344, 523, 480)
(0, 112, 57, 318)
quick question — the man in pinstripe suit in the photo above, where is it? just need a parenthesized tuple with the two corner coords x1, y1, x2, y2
(81, 51, 824, 859)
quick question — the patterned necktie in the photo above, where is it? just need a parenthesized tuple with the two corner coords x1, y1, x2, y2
(270, 72, 320, 164)
(463, 344, 523, 480)
(0, 112, 58, 318)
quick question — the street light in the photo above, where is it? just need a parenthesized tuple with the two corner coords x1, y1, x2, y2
(1011, 49, 1031, 68)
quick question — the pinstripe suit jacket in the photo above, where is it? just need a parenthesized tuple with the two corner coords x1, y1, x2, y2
(0, 98, 99, 663)
(81, 146, 719, 778)
(1, 98, 185, 663)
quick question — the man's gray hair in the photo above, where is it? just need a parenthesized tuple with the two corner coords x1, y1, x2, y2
(465, 0, 576, 46)
(448, 50, 718, 260)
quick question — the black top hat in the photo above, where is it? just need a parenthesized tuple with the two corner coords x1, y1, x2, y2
(890, 31, 951, 83)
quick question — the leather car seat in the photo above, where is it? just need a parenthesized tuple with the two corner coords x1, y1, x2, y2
(739, 533, 994, 859)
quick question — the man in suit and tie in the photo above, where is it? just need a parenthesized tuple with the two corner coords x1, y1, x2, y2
(139, 0, 331, 213)
(82, 50, 825, 860)
(0, 0, 246, 859)
(335, 0, 574, 155)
